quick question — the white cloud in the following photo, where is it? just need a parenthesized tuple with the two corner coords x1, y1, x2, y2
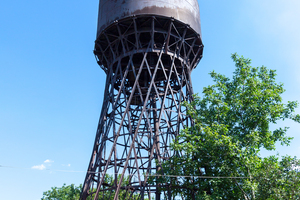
(31, 164, 46, 170)
(32, 159, 53, 170)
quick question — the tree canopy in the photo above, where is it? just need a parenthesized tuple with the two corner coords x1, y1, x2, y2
(42, 183, 81, 200)
(41, 175, 141, 200)
(152, 53, 300, 199)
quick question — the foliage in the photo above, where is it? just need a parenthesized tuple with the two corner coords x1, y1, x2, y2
(42, 183, 81, 200)
(96, 174, 141, 199)
(152, 53, 300, 199)
(42, 175, 143, 200)
(255, 155, 300, 200)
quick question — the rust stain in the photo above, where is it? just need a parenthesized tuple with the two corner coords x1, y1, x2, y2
(97, 0, 201, 36)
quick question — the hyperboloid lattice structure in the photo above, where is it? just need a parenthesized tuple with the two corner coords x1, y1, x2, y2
(80, 0, 203, 199)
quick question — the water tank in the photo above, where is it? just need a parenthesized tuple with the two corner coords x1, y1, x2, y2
(96, 0, 202, 38)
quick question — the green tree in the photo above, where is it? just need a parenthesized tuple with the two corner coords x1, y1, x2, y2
(42, 175, 144, 200)
(94, 174, 141, 199)
(255, 155, 300, 200)
(152, 53, 300, 199)
(42, 183, 81, 200)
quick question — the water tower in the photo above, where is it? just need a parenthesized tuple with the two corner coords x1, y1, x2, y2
(80, 0, 203, 199)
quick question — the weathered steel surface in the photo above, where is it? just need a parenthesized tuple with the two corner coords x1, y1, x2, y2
(80, 0, 203, 199)
(97, 0, 202, 38)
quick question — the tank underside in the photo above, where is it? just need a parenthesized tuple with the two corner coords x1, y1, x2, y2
(95, 15, 203, 72)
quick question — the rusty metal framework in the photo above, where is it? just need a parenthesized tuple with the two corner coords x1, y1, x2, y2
(80, 15, 203, 200)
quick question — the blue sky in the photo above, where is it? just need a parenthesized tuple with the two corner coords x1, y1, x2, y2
(1, 1, 300, 199)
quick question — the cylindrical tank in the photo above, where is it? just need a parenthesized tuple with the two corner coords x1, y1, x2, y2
(96, 0, 202, 39)
(94, 0, 203, 72)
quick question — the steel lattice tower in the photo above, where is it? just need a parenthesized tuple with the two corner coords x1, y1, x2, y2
(81, 0, 203, 199)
